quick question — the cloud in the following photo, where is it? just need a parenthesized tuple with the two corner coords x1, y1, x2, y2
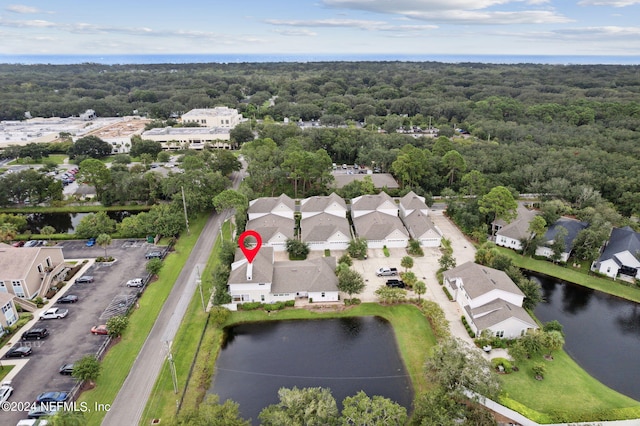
(578, 0, 640, 6)
(265, 18, 437, 31)
(320, 0, 569, 24)
(5, 4, 41, 14)
(273, 28, 318, 37)
(554, 25, 640, 38)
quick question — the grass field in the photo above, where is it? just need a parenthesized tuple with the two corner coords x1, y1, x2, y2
(76, 213, 209, 426)
(500, 351, 640, 423)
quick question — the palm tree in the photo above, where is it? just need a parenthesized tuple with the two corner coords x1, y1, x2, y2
(96, 233, 112, 258)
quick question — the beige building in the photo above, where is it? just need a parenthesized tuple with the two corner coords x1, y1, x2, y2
(0, 245, 66, 299)
(141, 126, 233, 150)
(0, 292, 18, 333)
(180, 107, 243, 127)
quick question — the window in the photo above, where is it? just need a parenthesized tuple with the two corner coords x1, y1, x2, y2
(321, 292, 325, 298)
(495, 330, 504, 338)
(261, 295, 265, 302)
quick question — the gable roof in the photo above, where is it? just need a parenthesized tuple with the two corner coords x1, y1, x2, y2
(351, 192, 396, 212)
(466, 299, 537, 330)
(272, 257, 339, 293)
(248, 194, 295, 215)
(300, 193, 346, 213)
(399, 191, 428, 211)
(301, 213, 351, 242)
(228, 247, 274, 284)
(246, 214, 295, 242)
(495, 204, 538, 241)
(598, 226, 640, 263)
(443, 261, 524, 300)
(402, 210, 440, 239)
(353, 212, 409, 240)
(0, 246, 62, 281)
(542, 218, 588, 251)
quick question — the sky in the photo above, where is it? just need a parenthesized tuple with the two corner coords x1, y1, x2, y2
(1, 1, 640, 57)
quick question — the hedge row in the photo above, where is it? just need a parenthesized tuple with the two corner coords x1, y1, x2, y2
(237, 300, 296, 311)
(461, 315, 476, 338)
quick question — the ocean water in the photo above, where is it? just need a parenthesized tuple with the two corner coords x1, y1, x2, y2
(0, 53, 639, 66)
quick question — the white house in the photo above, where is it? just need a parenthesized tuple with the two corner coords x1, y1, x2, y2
(299, 193, 351, 250)
(399, 191, 442, 247)
(535, 218, 588, 263)
(228, 247, 339, 304)
(350, 192, 397, 219)
(0, 292, 18, 336)
(248, 194, 295, 221)
(591, 226, 640, 279)
(494, 204, 538, 251)
(352, 212, 409, 248)
(443, 262, 538, 339)
(300, 193, 347, 219)
(301, 212, 351, 251)
(245, 214, 295, 252)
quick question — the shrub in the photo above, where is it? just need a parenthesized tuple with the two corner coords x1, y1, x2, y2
(338, 254, 352, 266)
(420, 300, 450, 340)
(442, 286, 453, 301)
(461, 316, 475, 338)
(284, 300, 295, 307)
(239, 302, 263, 311)
(532, 362, 546, 379)
(344, 298, 361, 306)
(383, 246, 390, 257)
(210, 307, 231, 326)
(407, 239, 424, 256)
(491, 357, 513, 374)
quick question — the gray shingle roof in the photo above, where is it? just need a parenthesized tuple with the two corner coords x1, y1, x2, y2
(402, 210, 440, 239)
(246, 214, 295, 242)
(300, 193, 346, 213)
(400, 190, 428, 211)
(542, 218, 588, 251)
(272, 257, 338, 293)
(228, 247, 274, 284)
(443, 261, 524, 300)
(353, 212, 409, 240)
(301, 213, 351, 242)
(351, 192, 395, 212)
(598, 226, 640, 263)
(248, 194, 295, 215)
(495, 204, 538, 241)
(466, 299, 537, 330)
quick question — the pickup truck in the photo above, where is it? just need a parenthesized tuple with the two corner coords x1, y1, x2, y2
(376, 267, 398, 277)
(386, 279, 406, 288)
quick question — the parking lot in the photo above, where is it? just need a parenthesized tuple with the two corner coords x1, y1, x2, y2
(1, 239, 162, 424)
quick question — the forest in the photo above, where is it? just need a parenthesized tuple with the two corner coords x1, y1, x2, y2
(1, 61, 639, 218)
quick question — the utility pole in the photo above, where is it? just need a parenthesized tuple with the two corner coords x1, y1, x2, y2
(181, 186, 189, 235)
(196, 265, 205, 311)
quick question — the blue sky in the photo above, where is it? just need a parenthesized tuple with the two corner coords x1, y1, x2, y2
(1, 1, 639, 56)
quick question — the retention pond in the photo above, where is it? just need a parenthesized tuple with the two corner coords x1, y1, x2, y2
(209, 317, 413, 423)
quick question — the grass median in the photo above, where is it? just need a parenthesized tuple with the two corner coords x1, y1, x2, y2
(77, 213, 209, 426)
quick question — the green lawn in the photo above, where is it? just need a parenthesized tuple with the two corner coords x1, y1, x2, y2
(77, 213, 209, 426)
(0, 365, 14, 382)
(8, 154, 68, 165)
(497, 248, 640, 303)
(500, 351, 640, 423)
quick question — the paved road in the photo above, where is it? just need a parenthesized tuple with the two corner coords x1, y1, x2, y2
(102, 164, 246, 426)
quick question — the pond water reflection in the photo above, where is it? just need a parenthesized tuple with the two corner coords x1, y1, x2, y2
(532, 273, 640, 402)
(210, 317, 413, 424)
(24, 210, 135, 233)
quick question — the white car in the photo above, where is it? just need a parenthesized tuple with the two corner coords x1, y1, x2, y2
(0, 381, 13, 403)
(126, 278, 144, 287)
(39, 307, 68, 320)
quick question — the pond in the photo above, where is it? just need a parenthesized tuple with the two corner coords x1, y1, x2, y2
(24, 210, 135, 233)
(209, 317, 413, 424)
(531, 273, 640, 402)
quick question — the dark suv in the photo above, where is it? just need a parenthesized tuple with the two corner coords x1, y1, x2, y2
(22, 327, 49, 340)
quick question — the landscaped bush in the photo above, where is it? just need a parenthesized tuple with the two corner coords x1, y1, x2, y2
(96, 256, 115, 262)
(461, 316, 475, 338)
(284, 300, 295, 307)
(442, 286, 453, 301)
(383, 245, 390, 257)
(263, 302, 286, 311)
(420, 300, 450, 340)
(492, 357, 513, 374)
(239, 302, 262, 311)
(344, 298, 361, 306)
(209, 306, 231, 326)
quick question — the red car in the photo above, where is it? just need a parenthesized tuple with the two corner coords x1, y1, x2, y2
(12, 241, 24, 247)
(91, 325, 108, 335)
